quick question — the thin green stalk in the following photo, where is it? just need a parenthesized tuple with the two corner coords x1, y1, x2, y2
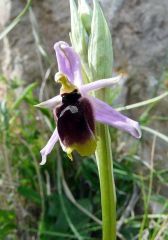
(95, 124, 116, 240)
(138, 136, 156, 240)
(116, 91, 168, 112)
(0, 0, 32, 40)
(62, 171, 102, 225)
(141, 126, 168, 143)
(20, 139, 45, 238)
(56, 146, 84, 240)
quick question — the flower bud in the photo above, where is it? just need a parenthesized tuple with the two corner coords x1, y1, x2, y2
(88, 0, 113, 81)
(69, 0, 87, 59)
(78, 0, 92, 34)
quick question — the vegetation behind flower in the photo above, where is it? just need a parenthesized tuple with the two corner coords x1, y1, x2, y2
(0, 1, 168, 240)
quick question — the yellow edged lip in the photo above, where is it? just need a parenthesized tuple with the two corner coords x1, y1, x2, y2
(65, 135, 97, 160)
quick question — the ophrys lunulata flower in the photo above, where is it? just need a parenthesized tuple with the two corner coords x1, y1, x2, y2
(36, 42, 141, 165)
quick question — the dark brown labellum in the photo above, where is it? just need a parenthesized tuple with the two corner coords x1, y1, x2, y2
(55, 90, 95, 147)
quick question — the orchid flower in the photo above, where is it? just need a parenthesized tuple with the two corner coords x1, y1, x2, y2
(36, 41, 141, 165)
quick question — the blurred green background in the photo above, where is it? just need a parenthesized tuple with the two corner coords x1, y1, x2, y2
(0, 0, 168, 239)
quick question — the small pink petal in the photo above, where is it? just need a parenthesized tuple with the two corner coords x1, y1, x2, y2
(80, 75, 124, 94)
(54, 41, 83, 87)
(90, 97, 141, 138)
(40, 128, 59, 165)
(35, 95, 62, 109)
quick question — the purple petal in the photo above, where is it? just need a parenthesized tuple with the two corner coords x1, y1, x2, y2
(80, 75, 123, 94)
(40, 128, 59, 165)
(90, 97, 141, 138)
(35, 95, 62, 109)
(54, 41, 83, 87)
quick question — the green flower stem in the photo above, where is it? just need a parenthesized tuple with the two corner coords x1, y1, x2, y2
(96, 124, 116, 240)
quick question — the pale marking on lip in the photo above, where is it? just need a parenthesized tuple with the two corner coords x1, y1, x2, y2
(59, 105, 78, 118)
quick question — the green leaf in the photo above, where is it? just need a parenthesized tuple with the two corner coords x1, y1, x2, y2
(18, 186, 41, 205)
(0, 0, 32, 41)
(12, 82, 38, 109)
(88, 0, 113, 80)
(0, 210, 16, 239)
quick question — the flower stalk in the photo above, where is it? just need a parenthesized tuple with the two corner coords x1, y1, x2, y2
(96, 124, 116, 240)
(89, 0, 116, 238)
